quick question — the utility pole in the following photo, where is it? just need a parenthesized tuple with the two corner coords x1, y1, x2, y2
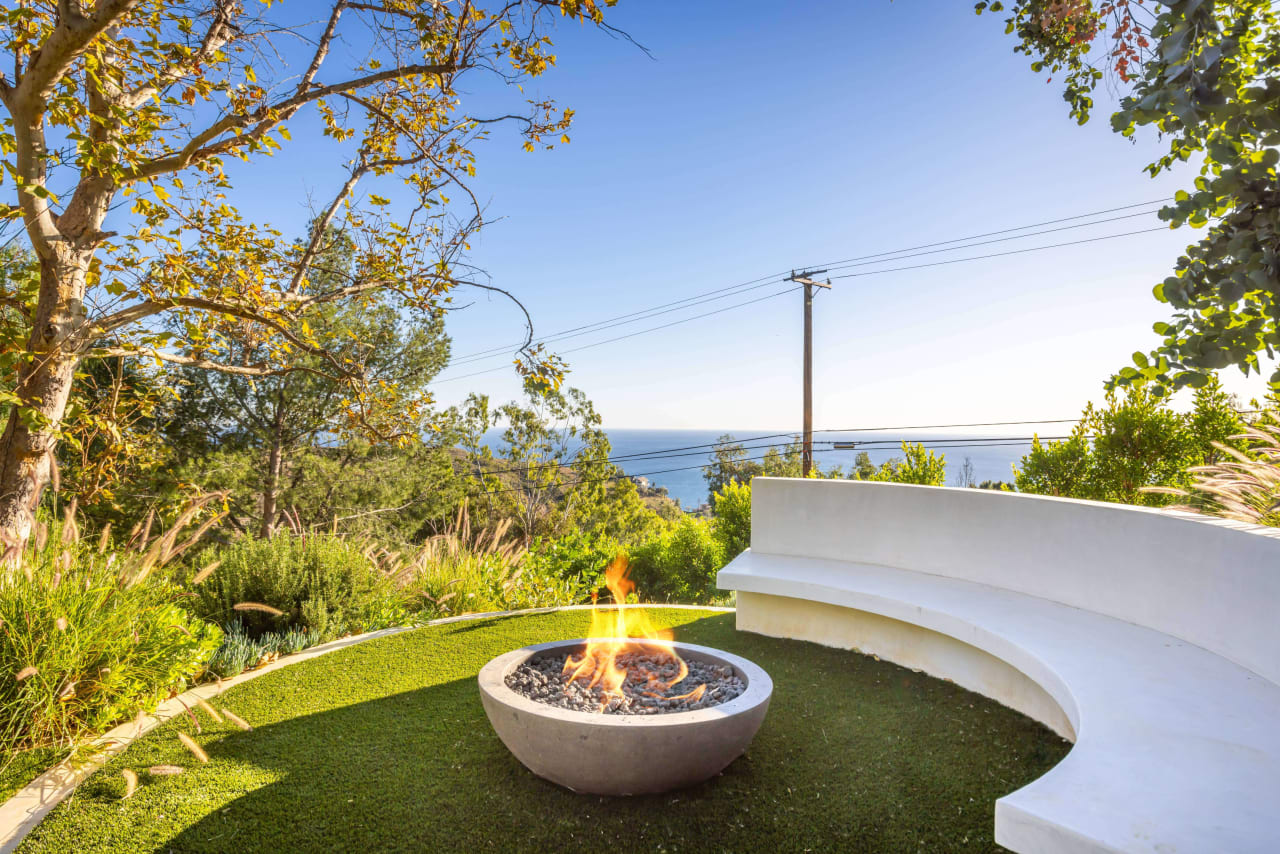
(787, 269, 830, 476)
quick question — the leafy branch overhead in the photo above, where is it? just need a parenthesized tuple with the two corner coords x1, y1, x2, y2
(0, 0, 615, 542)
(979, 0, 1280, 392)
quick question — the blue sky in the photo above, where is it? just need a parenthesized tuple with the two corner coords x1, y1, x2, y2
(212, 0, 1269, 431)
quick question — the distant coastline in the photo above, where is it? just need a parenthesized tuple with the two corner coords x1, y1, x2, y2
(482, 428, 1034, 509)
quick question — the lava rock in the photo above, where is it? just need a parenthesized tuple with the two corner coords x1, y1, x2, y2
(506, 648, 746, 715)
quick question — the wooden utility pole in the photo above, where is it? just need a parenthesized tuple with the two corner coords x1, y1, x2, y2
(787, 270, 830, 476)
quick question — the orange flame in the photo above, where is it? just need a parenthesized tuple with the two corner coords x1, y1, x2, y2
(562, 556, 696, 709)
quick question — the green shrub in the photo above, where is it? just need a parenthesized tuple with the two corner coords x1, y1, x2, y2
(280, 626, 322, 654)
(523, 530, 620, 594)
(206, 621, 261, 679)
(191, 533, 406, 641)
(0, 519, 221, 752)
(395, 529, 588, 618)
(628, 517, 727, 604)
(711, 479, 752, 560)
(206, 621, 325, 679)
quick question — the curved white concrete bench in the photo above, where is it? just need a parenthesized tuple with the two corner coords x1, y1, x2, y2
(716, 478, 1280, 854)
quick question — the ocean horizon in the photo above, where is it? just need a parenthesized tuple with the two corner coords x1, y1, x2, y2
(483, 427, 1046, 508)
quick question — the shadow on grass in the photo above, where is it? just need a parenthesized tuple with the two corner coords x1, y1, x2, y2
(28, 613, 1071, 853)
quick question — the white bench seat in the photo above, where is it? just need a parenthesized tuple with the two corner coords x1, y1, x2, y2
(717, 479, 1280, 854)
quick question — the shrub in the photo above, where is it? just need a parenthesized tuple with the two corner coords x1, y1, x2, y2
(191, 533, 407, 641)
(391, 520, 590, 617)
(523, 530, 620, 594)
(206, 621, 261, 679)
(628, 517, 727, 604)
(0, 513, 221, 753)
(204, 620, 325, 679)
(711, 479, 752, 560)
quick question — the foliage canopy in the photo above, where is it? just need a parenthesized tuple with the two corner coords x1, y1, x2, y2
(979, 0, 1280, 393)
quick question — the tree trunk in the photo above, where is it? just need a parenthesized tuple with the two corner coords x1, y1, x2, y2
(0, 251, 90, 546)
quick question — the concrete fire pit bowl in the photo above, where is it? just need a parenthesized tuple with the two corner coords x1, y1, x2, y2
(478, 638, 773, 796)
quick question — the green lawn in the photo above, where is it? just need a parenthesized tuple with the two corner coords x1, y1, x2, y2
(17, 609, 1070, 853)
(0, 746, 70, 804)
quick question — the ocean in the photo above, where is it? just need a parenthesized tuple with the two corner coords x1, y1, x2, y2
(483, 428, 1038, 509)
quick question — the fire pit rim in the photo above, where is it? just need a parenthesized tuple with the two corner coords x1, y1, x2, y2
(478, 637, 773, 726)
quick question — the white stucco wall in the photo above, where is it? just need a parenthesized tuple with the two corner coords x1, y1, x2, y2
(749, 478, 1280, 686)
(735, 591, 1076, 739)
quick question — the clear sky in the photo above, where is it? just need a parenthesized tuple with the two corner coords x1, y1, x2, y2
(215, 0, 1271, 431)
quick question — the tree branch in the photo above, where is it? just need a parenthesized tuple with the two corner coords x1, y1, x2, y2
(86, 295, 348, 376)
(91, 346, 337, 379)
(130, 61, 456, 180)
(119, 0, 241, 110)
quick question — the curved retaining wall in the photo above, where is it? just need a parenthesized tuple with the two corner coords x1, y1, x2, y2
(749, 478, 1280, 685)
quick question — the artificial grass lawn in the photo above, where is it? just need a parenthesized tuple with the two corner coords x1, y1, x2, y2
(0, 746, 70, 803)
(18, 610, 1070, 853)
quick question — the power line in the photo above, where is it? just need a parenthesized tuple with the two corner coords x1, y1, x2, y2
(446, 206, 1161, 370)
(829, 227, 1169, 281)
(460, 435, 1082, 501)
(442, 198, 1172, 370)
(437, 225, 1162, 383)
(802, 198, 1169, 270)
(445, 267, 793, 364)
(818, 208, 1162, 275)
(815, 417, 1083, 433)
(432, 285, 802, 384)
(455, 418, 1094, 481)
(460, 430, 1085, 484)
(463, 446, 845, 500)
(444, 276, 792, 368)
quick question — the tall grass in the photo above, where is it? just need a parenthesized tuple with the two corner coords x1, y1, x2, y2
(0, 498, 223, 757)
(1146, 421, 1280, 526)
(380, 504, 590, 617)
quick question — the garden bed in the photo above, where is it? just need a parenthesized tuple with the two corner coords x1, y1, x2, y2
(14, 609, 1069, 853)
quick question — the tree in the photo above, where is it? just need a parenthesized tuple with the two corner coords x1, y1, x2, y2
(978, 0, 1280, 393)
(1014, 377, 1246, 505)
(456, 382, 636, 546)
(0, 0, 610, 545)
(710, 478, 752, 560)
(952, 455, 977, 488)
(163, 231, 450, 536)
(702, 434, 842, 500)
(57, 354, 172, 522)
(866, 442, 947, 486)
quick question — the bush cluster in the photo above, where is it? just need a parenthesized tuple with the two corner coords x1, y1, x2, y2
(190, 534, 408, 642)
(0, 520, 220, 754)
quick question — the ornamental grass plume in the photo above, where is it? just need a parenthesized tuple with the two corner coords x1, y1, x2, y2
(222, 709, 252, 731)
(121, 769, 138, 799)
(177, 732, 209, 764)
(147, 765, 183, 776)
(1144, 421, 1280, 526)
(196, 698, 223, 723)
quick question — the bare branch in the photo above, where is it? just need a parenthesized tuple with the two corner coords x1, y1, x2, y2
(340, 92, 484, 223)
(452, 277, 534, 355)
(86, 295, 345, 374)
(297, 1, 347, 97)
(286, 163, 368, 295)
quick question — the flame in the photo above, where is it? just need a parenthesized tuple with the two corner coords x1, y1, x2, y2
(562, 556, 698, 709)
